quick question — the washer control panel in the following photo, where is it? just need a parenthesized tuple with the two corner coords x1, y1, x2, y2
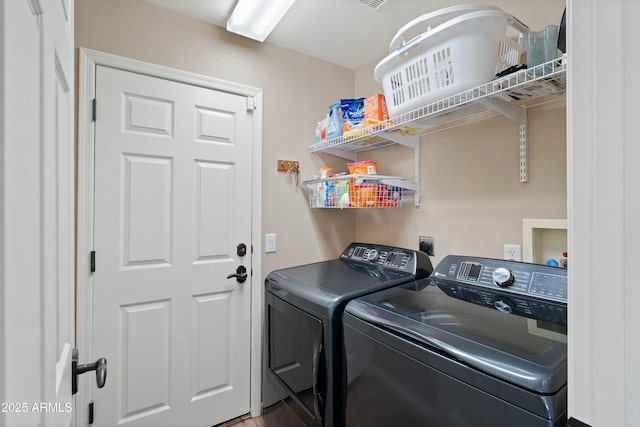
(445, 256, 567, 302)
(430, 255, 567, 324)
(341, 242, 433, 279)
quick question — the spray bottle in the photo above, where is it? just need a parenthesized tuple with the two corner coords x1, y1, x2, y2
(319, 167, 333, 207)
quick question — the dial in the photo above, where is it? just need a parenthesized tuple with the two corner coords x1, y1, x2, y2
(492, 267, 515, 288)
(494, 298, 514, 313)
(366, 249, 379, 261)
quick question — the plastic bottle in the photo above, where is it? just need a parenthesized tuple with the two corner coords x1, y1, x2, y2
(326, 103, 343, 140)
(320, 117, 327, 141)
(326, 181, 335, 207)
(319, 167, 333, 207)
(559, 252, 568, 268)
(312, 174, 323, 207)
(336, 179, 349, 208)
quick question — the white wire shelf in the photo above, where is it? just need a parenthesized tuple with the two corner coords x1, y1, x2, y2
(302, 174, 414, 209)
(304, 57, 567, 208)
(309, 57, 567, 157)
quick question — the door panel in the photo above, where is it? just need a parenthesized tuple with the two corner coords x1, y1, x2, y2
(92, 65, 252, 427)
(192, 291, 233, 396)
(1, 1, 74, 425)
(195, 161, 234, 259)
(123, 154, 173, 267)
(196, 107, 235, 143)
(121, 300, 171, 420)
(42, 0, 75, 425)
(125, 93, 174, 136)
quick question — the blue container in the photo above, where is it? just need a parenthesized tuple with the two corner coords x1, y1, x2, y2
(326, 102, 343, 140)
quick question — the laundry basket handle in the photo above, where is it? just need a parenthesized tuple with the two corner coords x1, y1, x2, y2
(389, 4, 501, 52)
(505, 14, 529, 36)
(389, 6, 529, 52)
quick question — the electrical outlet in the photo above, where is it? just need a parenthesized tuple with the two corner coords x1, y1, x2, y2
(503, 244, 522, 261)
(419, 236, 435, 256)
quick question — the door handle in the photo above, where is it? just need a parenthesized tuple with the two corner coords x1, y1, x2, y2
(227, 265, 248, 283)
(72, 348, 107, 395)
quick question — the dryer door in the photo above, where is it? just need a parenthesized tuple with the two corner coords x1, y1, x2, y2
(264, 291, 325, 427)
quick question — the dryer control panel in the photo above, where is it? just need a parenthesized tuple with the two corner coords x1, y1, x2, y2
(341, 242, 433, 279)
(429, 255, 567, 324)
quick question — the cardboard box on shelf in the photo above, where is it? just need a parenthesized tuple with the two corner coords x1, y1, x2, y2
(364, 93, 389, 122)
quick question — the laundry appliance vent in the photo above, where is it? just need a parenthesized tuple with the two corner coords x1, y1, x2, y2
(353, 0, 387, 10)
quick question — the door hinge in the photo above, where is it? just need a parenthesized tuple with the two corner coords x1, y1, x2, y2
(90, 251, 96, 273)
(92, 98, 97, 121)
(246, 96, 256, 111)
(88, 401, 94, 424)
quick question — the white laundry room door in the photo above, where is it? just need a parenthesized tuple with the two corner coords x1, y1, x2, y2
(91, 65, 253, 427)
(2, 0, 74, 426)
(40, 0, 76, 425)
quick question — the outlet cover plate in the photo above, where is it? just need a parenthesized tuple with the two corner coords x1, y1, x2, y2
(419, 236, 435, 256)
(504, 244, 522, 261)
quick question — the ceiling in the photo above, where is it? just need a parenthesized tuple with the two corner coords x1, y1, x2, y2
(143, 0, 566, 70)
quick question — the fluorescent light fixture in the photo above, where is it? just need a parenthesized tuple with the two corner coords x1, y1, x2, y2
(227, 0, 297, 42)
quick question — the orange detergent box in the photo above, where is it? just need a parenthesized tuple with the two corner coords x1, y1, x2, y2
(364, 93, 389, 121)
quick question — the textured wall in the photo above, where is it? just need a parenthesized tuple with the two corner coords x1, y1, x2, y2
(75, 0, 357, 279)
(353, 103, 567, 265)
(75, 0, 567, 272)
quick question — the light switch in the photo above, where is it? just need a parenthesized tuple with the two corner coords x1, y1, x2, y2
(265, 234, 277, 253)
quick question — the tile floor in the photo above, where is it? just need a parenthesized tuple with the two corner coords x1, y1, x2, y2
(215, 414, 264, 427)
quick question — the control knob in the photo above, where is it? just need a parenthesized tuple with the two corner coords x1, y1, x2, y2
(366, 249, 379, 261)
(492, 267, 515, 288)
(494, 298, 514, 314)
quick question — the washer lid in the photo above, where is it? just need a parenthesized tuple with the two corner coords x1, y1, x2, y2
(266, 258, 414, 319)
(345, 280, 567, 394)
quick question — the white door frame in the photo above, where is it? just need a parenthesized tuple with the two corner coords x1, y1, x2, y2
(76, 48, 263, 424)
(567, 0, 640, 424)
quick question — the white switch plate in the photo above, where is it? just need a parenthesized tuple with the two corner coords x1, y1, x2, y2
(265, 234, 277, 253)
(504, 244, 522, 261)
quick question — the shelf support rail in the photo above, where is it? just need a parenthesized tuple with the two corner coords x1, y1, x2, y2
(381, 132, 421, 207)
(477, 98, 528, 183)
(414, 138, 421, 206)
(519, 113, 528, 183)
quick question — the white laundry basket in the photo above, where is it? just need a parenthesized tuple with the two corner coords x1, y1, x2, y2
(375, 7, 528, 117)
